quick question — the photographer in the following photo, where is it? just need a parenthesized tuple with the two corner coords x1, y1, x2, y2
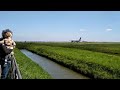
(0, 29, 14, 79)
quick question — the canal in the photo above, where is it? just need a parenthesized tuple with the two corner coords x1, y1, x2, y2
(21, 49, 90, 79)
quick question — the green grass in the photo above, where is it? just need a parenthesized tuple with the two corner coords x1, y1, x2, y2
(18, 42, 120, 56)
(14, 48, 52, 79)
(16, 42, 120, 79)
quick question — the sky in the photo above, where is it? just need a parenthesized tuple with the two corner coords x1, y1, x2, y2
(0, 11, 120, 42)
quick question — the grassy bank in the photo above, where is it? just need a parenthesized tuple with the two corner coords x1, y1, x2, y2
(16, 42, 120, 79)
(14, 48, 52, 79)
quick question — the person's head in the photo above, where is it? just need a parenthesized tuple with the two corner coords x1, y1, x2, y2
(2, 29, 13, 38)
(4, 32, 12, 38)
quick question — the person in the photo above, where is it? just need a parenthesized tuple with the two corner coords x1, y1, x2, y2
(0, 31, 16, 66)
(0, 29, 16, 79)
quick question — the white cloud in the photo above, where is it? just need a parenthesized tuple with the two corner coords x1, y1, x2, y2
(106, 28, 112, 32)
(80, 29, 86, 32)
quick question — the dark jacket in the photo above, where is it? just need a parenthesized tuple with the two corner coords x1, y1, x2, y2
(0, 38, 6, 58)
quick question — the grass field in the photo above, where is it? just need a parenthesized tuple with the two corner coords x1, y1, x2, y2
(14, 48, 52, 79)
(16, 42, 120, 79)
(22, 42, 120, 56)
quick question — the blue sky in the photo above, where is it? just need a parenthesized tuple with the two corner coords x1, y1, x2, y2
(0, 11, 120, 42)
